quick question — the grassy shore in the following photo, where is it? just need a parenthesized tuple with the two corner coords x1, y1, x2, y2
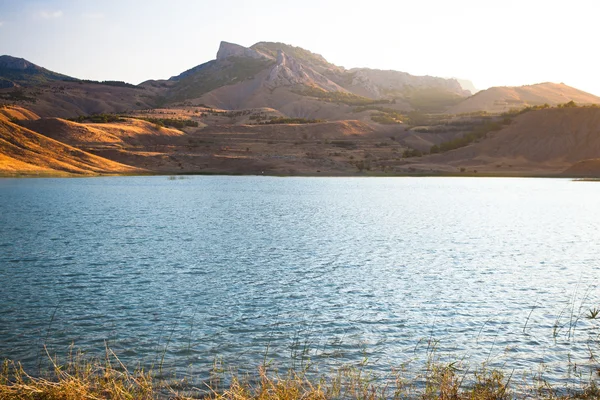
(2, 349, 599, 399)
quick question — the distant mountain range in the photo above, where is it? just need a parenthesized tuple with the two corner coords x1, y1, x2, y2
(2, 41, 600, 178)
(2, 41, 599, 118)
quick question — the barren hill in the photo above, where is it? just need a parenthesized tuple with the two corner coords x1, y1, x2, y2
(448, 83, 600, 114)
(0, 80, 159, 118)
(0, 107, 142, 176)
(413, 107, 600, 174)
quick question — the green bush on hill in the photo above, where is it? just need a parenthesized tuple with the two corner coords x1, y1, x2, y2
(558, 100, 578, 108)
(371, 113, 402, 124)
(259, 117, 323, 125)
(66, 79, 142, 89)
(403, 148, 423, 158)
(0, 90, 36, 103)
(69, 113, 125, 123)
(137, 117, 199, 129)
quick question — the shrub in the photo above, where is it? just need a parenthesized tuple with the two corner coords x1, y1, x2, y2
(258, 117, 323, 125)
(69, 113, 125, 123)
(403, 148, 423, 158)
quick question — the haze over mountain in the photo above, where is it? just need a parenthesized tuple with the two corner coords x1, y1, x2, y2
(3, 41, 599, 119)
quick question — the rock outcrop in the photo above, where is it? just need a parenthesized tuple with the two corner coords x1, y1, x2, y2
(265, 50, 345, 92)
(216, 41, 270, 61)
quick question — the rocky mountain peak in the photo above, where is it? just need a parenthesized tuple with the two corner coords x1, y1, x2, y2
(216, 41, 269, 61)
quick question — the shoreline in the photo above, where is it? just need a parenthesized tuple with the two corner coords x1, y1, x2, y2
(2, 352, 599, 399)
(0, 170, 593, 179)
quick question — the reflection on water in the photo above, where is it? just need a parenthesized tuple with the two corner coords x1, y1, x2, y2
(0, 176, 599, 386)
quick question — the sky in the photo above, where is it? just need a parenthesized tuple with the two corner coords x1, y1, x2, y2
(1, 0, 599, 95)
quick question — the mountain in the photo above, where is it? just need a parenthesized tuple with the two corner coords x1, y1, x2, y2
(3, 44, 600, 119)
(250, 42, 342, 73)
(448, 83, 600, 114)
(160, 41, 349, 111)
(140, 41, 471, 117)
(0, 55, 73, 88)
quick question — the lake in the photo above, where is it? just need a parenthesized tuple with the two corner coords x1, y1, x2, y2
(1, 176, 599, 388)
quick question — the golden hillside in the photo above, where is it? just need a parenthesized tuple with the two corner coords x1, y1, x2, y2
(0, 107, 143, 176)
(23, 117, 185, 150)
(448, 83, 600, 114)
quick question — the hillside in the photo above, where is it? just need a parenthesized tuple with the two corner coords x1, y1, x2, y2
(563, 159, 600, 177)
(23, 117, 185, 149)
(0, 55, 72, 88)
(0, 107, 142, 176)
(0, 105, 40, 121)
(0, 80, 159, 118)
(407, 107, 600, 175)
(448, 83, 600, 114)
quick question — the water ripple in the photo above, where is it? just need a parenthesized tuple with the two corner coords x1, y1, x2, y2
(0, 176, 599, 385)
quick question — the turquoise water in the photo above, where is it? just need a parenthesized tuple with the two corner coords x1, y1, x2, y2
(1, 176, 599, 386)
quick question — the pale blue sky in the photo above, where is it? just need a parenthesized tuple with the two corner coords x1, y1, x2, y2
(1, 0, 599, 95)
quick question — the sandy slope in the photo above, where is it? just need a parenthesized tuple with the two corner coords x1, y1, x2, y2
(23, 117, 185, 150)
(0, 109, 142, 176)
(0, 106, 40, 121)
(448, 83, 600, 114)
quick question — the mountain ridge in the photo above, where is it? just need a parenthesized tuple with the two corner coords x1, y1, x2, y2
(0, 55, 73, 88)
(3, 42, 599, 118)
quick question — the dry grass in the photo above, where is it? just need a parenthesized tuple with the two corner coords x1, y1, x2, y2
(2, 349, 600, 400)
(0, 117, 143, 175)
(0, 348, 155, 400)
